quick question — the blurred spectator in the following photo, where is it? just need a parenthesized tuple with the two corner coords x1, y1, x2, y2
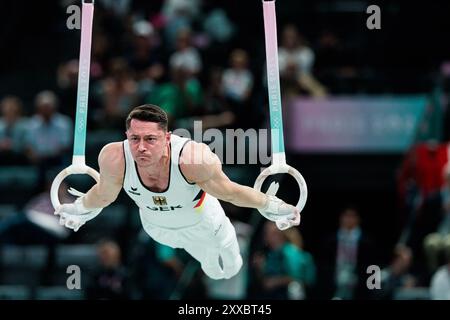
(128, 20, 164, 81)
(429, 256, 450, 300)
(423, 166, 450, 273)
(222, 49, 253, 129)
(57, 60, 80, 119)
(314, 29, 361, 94)
(315, 29, 345, 71)
(24, 91, 72, 189)
(200, 7, 236, 67)
(93, 58, 139, 129)
(57, 59, 101, 122)
(205, 68, 225, 111)
(97, 0, 131, 18)
(0, 180, 71, 245)
(398, 142, 449, 201)
(162, 0, 200, 23)
(126, 20, 165, 102)
(397, 142, 449, 263)
(203, 8, 235, 45)
(279, 25, 315, 76)
(201, 67, 235, 130)
(172, 67, 235, 132)
(252, 222, 316, 300)
(0, 95, 28, 165)
(222, 49, 253, 103)
(91, 31, 111, 79)
(86, 239, 131, 300)
(129, 230, 183, 299)
(379, 245, 417, 299)
(278, 24, 327, 98)
(162, 0, 201, 50)
(147, 67, 203, 129)
(130, 0, 164, 21)
(318, 207, 377, 300)
(169, 28, 202, 78)
(283, 226, 316, 297)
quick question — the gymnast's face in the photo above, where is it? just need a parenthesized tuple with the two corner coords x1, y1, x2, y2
(126, 119, 170, 167)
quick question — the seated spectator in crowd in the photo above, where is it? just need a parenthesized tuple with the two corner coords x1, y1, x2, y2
(221, 49, 253, 128)
(57, 60, 81, 119)
(162, 0, 201, 50)
(314, 29, 360, 94)
(146, 66, 203, 130)
(96, 0, 131, 18)
(24, 91, 72, 190)
(169, 28, 202, 79)
(90, 31, 110, 81)
(318, 206, 377, 300)
(127, 20, 165, 88)
(57, 59, 101, 123)
(379, 245, 417, 299)
(252, 222, 316, 300)
(93, 58, 139, 129)
(129, 230, 183, 299)
(201, 67, 236, 130)
(202, 8, 236, 66)
(278, 24, 327, 98)
(127, 20, 165, 104)
(397, 141, 449, 264)
(0, 95, 28, 165)
(423, 166, 450, 273)
(222, 49, 253, 104)
(86, 239, 131, 300)
(168, 67, 236, 132)
(283, 226, 317, 297)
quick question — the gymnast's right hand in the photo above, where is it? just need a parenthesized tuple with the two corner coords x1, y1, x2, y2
(260, 195, 301, 231)
(54, 188, 102, 232)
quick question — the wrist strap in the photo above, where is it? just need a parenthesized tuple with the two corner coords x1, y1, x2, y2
(264, 195, 280, 213)
(75, 197, 90, 213)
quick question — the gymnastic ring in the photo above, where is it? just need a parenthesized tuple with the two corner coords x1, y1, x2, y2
(50, 164, 100, 210)
(254, 163, 308, 214)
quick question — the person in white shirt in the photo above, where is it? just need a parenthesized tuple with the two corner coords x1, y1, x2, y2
(278, 24, 327, 98)
(222, 49, 253, 103)
(169, 28, 202, 77)
(430, 260, 450, 300)
(278, 25, 315, 77)
(55, 104, 301, 280)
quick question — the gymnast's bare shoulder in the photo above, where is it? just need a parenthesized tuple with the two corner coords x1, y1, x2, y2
(98, 142, 125, 186)
(80, 142, 124, 208)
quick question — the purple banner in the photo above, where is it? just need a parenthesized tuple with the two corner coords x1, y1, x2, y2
(286, 96, 427, 153)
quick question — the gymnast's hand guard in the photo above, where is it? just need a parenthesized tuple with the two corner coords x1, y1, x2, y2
(54, 188, 102, 232)
(260, 195, 301, 231)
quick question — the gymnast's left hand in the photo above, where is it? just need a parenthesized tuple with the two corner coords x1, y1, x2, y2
(54, 188, 102, 232)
